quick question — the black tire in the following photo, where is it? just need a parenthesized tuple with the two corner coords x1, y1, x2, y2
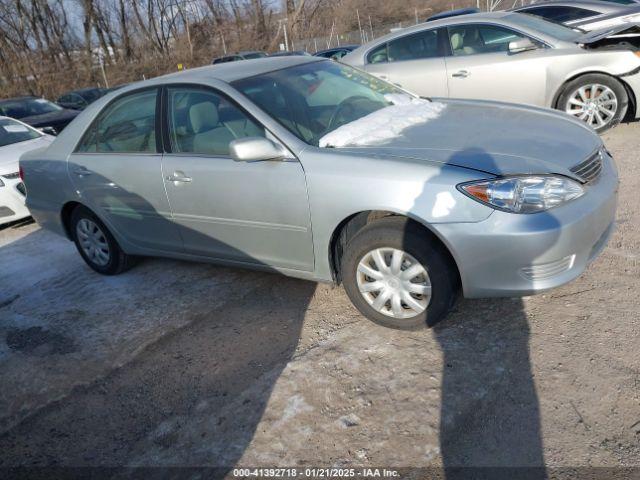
(341, 216, 459, 330)
(557, 73, 628, 133)
(70, 205, 135, 275)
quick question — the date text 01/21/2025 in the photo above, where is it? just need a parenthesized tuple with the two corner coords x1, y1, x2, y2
(232, 467, 400, 478)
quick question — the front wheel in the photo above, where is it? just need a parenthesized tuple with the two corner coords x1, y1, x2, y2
(341, 217, 459, 329)
(558, 74, 628, 133)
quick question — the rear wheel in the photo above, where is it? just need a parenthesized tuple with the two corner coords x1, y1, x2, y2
(70, 205, 135, 275)
(341, 217, 458, 329)
(558, 74, 628, 133)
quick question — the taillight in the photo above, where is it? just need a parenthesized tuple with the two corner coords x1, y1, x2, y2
(19, 165, 24, 181)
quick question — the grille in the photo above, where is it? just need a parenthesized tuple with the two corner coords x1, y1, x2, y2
(570, 150, 603, 183)
(1, 172, 19, 180)
(16, 182, 26, 196)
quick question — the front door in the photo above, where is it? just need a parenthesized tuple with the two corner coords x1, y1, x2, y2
(161, 86, 314, 271)
(69, 87, 183, 252)
(444, 23, 548, 107)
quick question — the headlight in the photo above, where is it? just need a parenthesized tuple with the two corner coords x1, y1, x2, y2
(459, 176, 584, 214)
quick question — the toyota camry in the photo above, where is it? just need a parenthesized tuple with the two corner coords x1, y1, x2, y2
(20, 57, 617, 328)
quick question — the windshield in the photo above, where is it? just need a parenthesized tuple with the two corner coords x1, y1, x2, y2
(508, 12, 581, 42)
(232, 61, 410, 145)
(0, 117, 41, 147)
(0, 98, 63, 119)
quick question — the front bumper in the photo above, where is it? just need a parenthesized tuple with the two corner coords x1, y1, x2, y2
(433, 151, 619, 298)
(0, 174, 30, 225)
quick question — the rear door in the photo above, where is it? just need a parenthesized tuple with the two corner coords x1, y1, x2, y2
(444, 23, 548, 106)
(160, 85, 314, 271)
(69, 87, 183, 252)
(363, 28, 449, 97)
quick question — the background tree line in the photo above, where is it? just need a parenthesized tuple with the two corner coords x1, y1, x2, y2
(0, 0, 480, 99)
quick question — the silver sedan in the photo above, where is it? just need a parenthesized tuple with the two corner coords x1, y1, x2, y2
(21, 57, 617, 329)
(342, 11, 640, 132)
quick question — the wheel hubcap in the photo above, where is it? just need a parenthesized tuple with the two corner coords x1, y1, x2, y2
(565, 84, 617, 129)
(76, 218, 110, 267)
(356, 248, 432, 319)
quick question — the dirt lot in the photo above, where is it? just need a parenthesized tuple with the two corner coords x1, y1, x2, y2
(0, 124, 638, 477)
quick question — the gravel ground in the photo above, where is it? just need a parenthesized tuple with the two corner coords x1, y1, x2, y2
(0, 124, 638, 476)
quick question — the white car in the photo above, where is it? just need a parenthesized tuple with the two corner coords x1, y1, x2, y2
(0, 117, 53, 226)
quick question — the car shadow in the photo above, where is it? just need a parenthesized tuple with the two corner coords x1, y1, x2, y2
(4, 150, 561, 476)
(403, 147, 561, 479)
(0, 167, 316, 475)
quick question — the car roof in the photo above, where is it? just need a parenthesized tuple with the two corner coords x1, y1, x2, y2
(314, 45, 359, 54)
(368, 11, 513, 44)
(154, 56, 323, 84)
(512, 0, 627, 13)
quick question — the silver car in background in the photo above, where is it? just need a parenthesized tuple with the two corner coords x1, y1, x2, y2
(21, 57, 617, 329)
(512, 0, 640, 31)
(342, 11, 640, 132)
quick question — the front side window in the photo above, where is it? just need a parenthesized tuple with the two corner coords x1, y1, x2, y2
(232, 61, 409, 146)
(0, 118, 41, 147)
(448, 24, 528, 56)
(387, 29, 440, 62)
(76, 89, 157, 153)
(167, 87, 265, 156)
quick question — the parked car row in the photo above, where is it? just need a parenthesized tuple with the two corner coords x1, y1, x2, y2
(0, 84, 128, 138)
(7, 6, 633, 328)
(343, 10, 640, 132)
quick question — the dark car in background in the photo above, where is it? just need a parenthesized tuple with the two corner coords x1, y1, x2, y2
(212, 51, 267, 64)
(0, 97, 78, 135)
(313, 45, 360, 60)
(270, 50, 312, 57)
(56, 87, 107, 110)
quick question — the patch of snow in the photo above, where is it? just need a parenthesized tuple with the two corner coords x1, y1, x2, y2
(319, 99, 446, 148)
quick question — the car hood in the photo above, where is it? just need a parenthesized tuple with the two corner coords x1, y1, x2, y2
(19, 109, 79, 128)
(330, 99, 601, 179)
(0, 136, 54, 173)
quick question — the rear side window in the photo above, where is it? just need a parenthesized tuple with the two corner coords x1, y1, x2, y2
(76, 89, 158, 153)
(367, 43, 389, 64)
(388, 29, 440, 62)
(520, 6, 598, 22)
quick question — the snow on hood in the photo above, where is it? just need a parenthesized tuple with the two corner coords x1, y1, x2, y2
(318, 96, 447, 148)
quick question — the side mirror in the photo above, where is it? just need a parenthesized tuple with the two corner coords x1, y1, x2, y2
(508, 38, 537, 54)
(229, 137, 286, 162)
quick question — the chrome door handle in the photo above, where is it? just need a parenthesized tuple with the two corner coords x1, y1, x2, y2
(452, 70, 470, 78)
(378, 75, 388, 80)
(73, 167, 92, 176)
(165, 171, 192, 184)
